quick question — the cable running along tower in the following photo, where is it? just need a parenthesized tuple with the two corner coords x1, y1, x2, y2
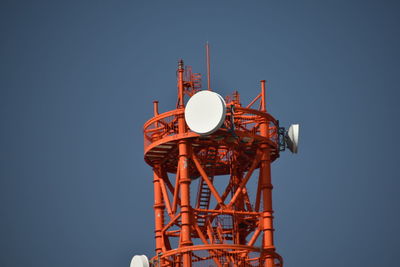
(136, 45, 299, 267)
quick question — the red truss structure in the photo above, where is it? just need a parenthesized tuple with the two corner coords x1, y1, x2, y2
(143, 59, 283, 267)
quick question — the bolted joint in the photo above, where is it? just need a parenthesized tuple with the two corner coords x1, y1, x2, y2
(262, 211, 275, 230)
(179, 178, 191, 184)
(154, 229, 162, 236)
(262, 183, 274, 190)
(153, 203, 165, 209)
(180, 240, 193, 246)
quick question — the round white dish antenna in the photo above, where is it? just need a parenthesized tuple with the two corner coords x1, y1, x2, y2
(184, 90, 226, 135)
(130, 255, 149, 267)
(285, 124, 299, 153)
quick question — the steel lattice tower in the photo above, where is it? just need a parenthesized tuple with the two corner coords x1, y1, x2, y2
(142, 56, 294, 267)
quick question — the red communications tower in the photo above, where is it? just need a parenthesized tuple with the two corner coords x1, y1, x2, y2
(141, 51, 298, 267)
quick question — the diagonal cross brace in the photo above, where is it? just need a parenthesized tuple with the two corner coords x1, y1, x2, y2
(192, 153, 225, 208)
(228, 151, 261, 208)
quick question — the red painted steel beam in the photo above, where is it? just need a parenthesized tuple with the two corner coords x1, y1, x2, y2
(228, 152, 261, 208)
(153, 165, 164, 255)
(191, 153, 225, 207)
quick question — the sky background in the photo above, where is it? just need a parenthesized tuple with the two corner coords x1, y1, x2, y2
(1, 0, 400, 266)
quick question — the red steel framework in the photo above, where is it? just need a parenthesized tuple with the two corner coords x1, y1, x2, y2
(143, 59, 283, 267)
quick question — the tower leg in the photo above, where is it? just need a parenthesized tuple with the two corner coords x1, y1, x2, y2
(260, 147, 275, 267)
(153, 165, 164, 255)
(260, 146, 275, 267)
(178, 140, 192, 267)
(260, 80, 275, 267)
(176, 59, 192, 267)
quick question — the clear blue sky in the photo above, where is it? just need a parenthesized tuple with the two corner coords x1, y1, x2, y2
(1, 1, 399, 266)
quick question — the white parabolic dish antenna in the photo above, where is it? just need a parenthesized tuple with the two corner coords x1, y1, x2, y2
(130, 255, 149, 267)
(185, 90, 226, 135)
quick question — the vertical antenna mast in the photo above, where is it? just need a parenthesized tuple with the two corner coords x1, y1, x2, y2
(206, 42, 211, 90)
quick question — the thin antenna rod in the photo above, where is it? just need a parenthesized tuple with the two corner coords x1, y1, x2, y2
(206, 42, 211, 90)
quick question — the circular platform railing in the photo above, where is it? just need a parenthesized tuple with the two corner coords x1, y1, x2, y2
(143, 106, 281, 165)
(150, 244, 283, 267)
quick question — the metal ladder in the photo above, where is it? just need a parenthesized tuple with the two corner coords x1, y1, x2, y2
(196, 147, 217, 227)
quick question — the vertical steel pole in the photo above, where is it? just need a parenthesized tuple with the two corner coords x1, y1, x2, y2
(177, 60, 192, 267)
(206, 42, 211, 91)
(259, 80, 275, 267)
(153, 165, 164, 255)
(154, 101, 159, 128)
(153, 101, 159, 116)
(261, 80, 266, 112)
(178, 60, 185, 108)
(152, 100, 164, 256)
